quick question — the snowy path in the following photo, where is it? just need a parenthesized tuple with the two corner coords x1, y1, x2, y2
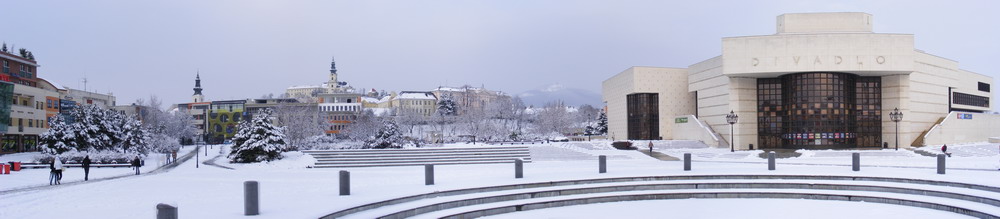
(0, 145, 201, 193)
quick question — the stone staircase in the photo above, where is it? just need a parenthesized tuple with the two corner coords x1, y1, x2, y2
(303, 146, 532, 168)
(321, 174, 1000, 219)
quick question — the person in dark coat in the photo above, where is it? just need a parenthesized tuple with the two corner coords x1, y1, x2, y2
(49, 160, 57, 185)
(132, 156, 141, 175)
(82, 155, 92, 181)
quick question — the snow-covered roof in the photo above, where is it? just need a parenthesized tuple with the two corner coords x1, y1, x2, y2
(397, 92, 436, 100)
(287, 85, 322, 90)
(434, 86, 485, 92)
(37, 78, 66, 91)
(361, 97, 380, 103)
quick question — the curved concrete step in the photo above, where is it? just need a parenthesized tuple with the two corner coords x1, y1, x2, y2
(380, 182, 1000, 219)
(319, 175, 1000, 219)
(436, 191, 999, 219)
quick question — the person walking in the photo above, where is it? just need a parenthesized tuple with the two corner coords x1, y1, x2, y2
(53, 157, 64, 185)
(131, 156, 141, 175)
(49, 159, 57, 185)
(648, 141, 654, 154)
(82, 155, 92, 181)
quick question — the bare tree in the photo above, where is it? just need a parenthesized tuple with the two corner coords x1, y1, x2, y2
(535, 101, 572, 137)
(271, 103, 324, 150)
(345, 110, 383, 141)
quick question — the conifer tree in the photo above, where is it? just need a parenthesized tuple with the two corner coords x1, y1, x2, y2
(228, 109, 288, 163)
(40, 116, 76, 154)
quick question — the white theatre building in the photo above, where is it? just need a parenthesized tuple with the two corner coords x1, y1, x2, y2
(603, 12, 995, 150)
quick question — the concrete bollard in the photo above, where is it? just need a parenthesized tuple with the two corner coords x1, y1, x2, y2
(683, 153, 691, 171)
(937, 154, 946, 174)
(244, 181, 259, 216)
(767, 152, 776, 170)
(425, 164, 435, 185)
(156, 203, 178, 219)
(339, 170, 350, 195)
(852, 153, 860, 171)
(598, 155, 607, 173)
(514, 159, 523, 178)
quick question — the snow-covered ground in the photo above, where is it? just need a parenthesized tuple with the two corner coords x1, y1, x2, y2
(0, 141, 998, 218)
(0, 145, 202, 191)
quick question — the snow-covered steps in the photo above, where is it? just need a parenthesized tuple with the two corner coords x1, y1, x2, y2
(303, 146, 532, 168)
(321, 175, 1000, 219)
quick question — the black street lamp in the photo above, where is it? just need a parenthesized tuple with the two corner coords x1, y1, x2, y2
(889, 107, 903, 151)
(726, 110, 739, 152)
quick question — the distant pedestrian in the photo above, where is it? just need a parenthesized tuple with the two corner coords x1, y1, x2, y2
(942, 144, 951, 157)
(49, 159, 57, 185)
(53, 157, 64, 185)
(648, 141, 654, 153)
(82, 155, 92, 181)
(172, 151, 177, 163)
(131, 156, 141, 175)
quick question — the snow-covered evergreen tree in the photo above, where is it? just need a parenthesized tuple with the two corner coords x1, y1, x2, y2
(595, 110, 608, 135)
(228, 109, 288, 163)
(364, 120, 404, 149)
(40, 116, 76, 154)
(113, 112, 150, 154)
(437, 95, 458, 116)
(40, 105, 151, 155)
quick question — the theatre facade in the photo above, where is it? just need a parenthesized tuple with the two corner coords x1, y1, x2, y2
(602, 12, 994, 150)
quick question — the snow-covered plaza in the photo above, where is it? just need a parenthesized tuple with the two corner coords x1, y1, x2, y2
(2, 141, 999, 218)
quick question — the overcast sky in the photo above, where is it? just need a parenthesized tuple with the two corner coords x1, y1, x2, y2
(2, 0, 997, 108)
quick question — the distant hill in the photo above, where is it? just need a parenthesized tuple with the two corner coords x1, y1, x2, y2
(517, 84, 602, 108)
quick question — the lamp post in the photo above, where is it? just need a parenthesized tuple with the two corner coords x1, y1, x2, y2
(889, 108, 903, 151)
(726, 110, 738, 152)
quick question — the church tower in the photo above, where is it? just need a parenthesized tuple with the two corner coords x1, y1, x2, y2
(327, 56, 339, 91)
(192, 73, 204, 102)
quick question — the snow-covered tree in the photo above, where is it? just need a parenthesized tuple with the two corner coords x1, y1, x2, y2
(228, 109, 288, 163)
(270, 103, 324, 150)
(345, 110, 382, 141)
(437, 95, 458, 116)
(40, 105, 151, 155)
(364, 120, 404, 149)
(535, 101, 573, 137)
(40, 116, 76, 154)
(595, 110, 608, 135)
(113, 111, 150, 154)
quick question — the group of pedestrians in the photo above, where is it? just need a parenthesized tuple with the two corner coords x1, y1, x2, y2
(48, 155, 144, 185)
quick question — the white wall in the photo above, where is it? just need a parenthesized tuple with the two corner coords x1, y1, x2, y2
(602, 67, 695, 141)
(924, 112, 1000, 145)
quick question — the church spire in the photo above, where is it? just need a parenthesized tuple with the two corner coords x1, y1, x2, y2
(330, 56, 337, 74)
(192, 71, 204, 103)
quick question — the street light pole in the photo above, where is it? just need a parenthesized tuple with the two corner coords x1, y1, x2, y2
(726, 110, 739, 152)
(196, 140, 200, 168)
(890, 108, 903, 151)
